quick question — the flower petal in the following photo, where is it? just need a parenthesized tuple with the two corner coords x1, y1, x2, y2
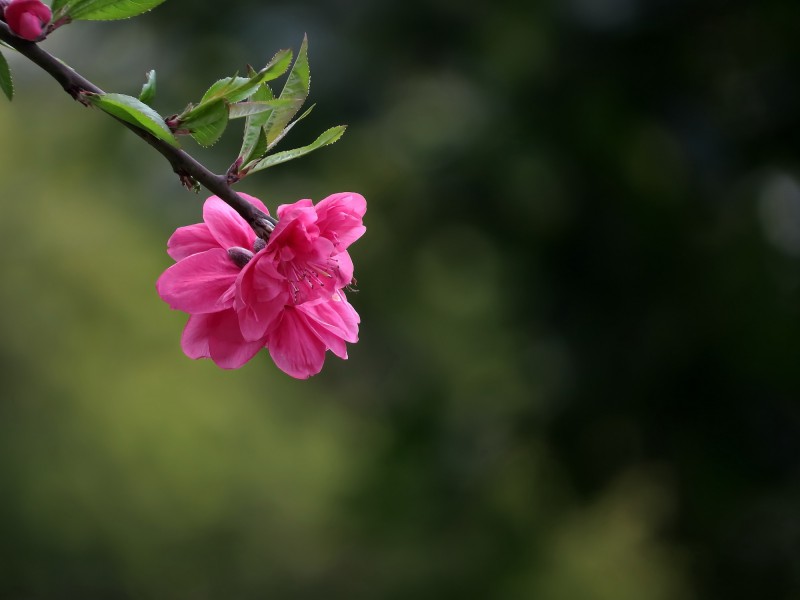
(315, 192, 367, 250)
(203, 196, 256, 250)
(235, 254, 287, 341)
(180, 314, 213, 359)
(299, 290, 360, 345)
(268, 201, 319, 258)
(276, 199, 314, 221)
(207, 310, 265, 369)
(156, 248, 239, 314)
(16, 12, 43, 39)
(332, 250, 354, 288)
(267, 308, 327, 379)
(167, 223, 218, 261)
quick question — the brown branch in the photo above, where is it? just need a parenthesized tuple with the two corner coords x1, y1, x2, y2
(0, 21, 277, 238)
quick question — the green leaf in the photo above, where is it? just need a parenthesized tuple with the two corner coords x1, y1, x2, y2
(266, 104, 314, 152)
(59, 0, 167, 21)
(238, 83, 274, 165)
(87, 93, 178, 147)
(200, 75, 248, 104)
(246, 126, 345, 173)
(228, 99, 294, 119)
(180, 99, 227, 129)
(138, 69, 156, 105)
(257, 49, 294, 84)
(191, 113, 229, 147)
(180, 98, 228, 147)
(199, 50, 293, 106)
(0, 51, 12, 101)
(264, 36, 310, 145)
(242, 128, 268, 167)
(225, 50, 293, 102)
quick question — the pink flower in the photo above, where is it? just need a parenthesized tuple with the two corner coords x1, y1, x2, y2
(4, 0, 51, 41)
(156, 192, 366, 377)
(235, 192, 366, 339)
(156, 193, 271, 369)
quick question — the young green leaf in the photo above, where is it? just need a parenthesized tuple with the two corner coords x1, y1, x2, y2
(0, 52, 13, 101)
(256, 48, 294, 84)
(228, 99, 294, 119)
(224, 50, 293, 102)
(201, 75, 248, 104)
(87, 93, 179, 147)
(180, 98, 229, 147)
(138, 70, 156, 105)
(263, 36, 310, 145)
(242, 128, 268, 168)
(180, 99, 227, 128)
(199, 51, 293, 107)
(238, 83, 275, 165)
(58, 0, 168, 21)
(245, 126, 345, 173)
(191, 114, 229, 147)
(266, 104, 314, 152)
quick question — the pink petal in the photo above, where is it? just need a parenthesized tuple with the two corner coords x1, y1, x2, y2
(267, 308, 327, 379)
(16, 12, 43, 39)
(207, 310, 265, 369)
(299, 290, 360, 345)
(167, 223, 218, 261)
(156, 248, 239, 313)
(234, 254, 287, 341)
(333, 250, 354, 288)
(180, 311, 264, 369)
(315, 192, 367, 250)
(203, 197, 256, 250)
(276, 199, 314, 221)
(268, 201, 319, 258)
(180, 314, 213, 359)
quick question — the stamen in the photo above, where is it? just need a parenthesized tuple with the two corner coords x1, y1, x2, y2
(282, 253, 348, 303)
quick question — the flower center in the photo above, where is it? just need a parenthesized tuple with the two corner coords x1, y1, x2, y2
(285, 255, 340, 304)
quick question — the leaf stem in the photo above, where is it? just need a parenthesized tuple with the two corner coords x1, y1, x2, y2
(0, 22, 277, 238)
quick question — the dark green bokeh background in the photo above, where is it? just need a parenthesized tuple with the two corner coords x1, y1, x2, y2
(1, 0, 799, 597)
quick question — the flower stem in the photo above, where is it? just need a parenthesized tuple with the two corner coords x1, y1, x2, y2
(0, 21, 277, 239)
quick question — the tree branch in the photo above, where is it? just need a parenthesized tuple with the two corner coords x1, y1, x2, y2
(0, 21, 277, 238)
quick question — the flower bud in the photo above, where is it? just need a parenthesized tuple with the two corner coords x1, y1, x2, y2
(4, 0, 52, 41)
(227, 246, 254, 268)
(252, 237, 266, 253)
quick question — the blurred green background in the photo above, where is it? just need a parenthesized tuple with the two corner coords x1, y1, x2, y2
(1, 0, 800, 598)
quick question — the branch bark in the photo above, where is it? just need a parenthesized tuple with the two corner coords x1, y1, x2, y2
(0, 21, 277, 238)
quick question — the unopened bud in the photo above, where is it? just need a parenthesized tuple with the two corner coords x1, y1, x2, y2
(4, 0, 52, 41)
(227, 246, 254, 268)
